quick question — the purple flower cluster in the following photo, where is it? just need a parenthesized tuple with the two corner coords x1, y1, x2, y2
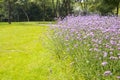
(51, 15, 120, 79)
(103, 71, 112, 76)
(101, 61, 108, 66)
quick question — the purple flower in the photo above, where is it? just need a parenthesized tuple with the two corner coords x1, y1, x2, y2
(101, 61, 108, 66)
(103, 71, 112, 76)
(94, 48, 99, 52)
(51, 15, 120, 78)
(110, 40, 116, 45)
(105, 44, 111, 48)
(109, 52, 113, 55)
(65, 35, 69, 41)
(103, 52, 108, 57)
(116, 76, 120, 79)
(110, 56, 118, 60)
(88, 32, 94, 37)
(118, 47, 120, 50)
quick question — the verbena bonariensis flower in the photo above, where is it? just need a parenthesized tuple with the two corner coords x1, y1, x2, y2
(116, 76, 120, 79)
(50, 15, 120, 79)
(103, 52, 108, 58)
(101, 61, 108, 66)
(103, 71, 112, 76)
(110, 56, 118, 60)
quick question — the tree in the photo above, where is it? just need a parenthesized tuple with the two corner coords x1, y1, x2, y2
(75, 0, 93, 15)
(16, 0, 30, 21)
(1, 0, 12, 24)
(32, 0, 59, 20)
(97, 0, 120, 16)
(8, 0, 11, 24)
(107, 0, 120, 16)
(32, 0, 48, 20)
(52, 0, 56, 16)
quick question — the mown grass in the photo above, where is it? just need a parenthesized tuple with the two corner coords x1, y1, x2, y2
(0, 22, 77, 80)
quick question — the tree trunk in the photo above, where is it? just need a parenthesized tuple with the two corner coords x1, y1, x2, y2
(42, 0, 46, 21)
(8, 0, 11, 24)
(17, 15, 19, 22)
(56, 0, 60, 18)
(66, 0, 70, 15)
(52, 0, 56, 16)
(116, 2, 119, 16)
(22, 8, 29, 21)
(67, 0, 71, 15)
(62, 0, 71, 16)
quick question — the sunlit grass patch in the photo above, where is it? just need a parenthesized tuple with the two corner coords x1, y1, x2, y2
(0, 22, 77, 80)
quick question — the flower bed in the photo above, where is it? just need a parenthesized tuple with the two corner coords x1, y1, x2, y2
(50, 15, 120, 79)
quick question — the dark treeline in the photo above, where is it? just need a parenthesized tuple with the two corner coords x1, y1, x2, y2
(0, 0, 73, 22)
(0, 0, 119, 23)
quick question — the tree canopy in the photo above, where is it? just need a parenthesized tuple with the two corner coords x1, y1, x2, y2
(0, 0, 119, 23)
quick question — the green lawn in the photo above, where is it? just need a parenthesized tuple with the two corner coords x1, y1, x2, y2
(0, 22, 78, 80)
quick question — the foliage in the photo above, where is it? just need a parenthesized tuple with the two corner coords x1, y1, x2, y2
(97, 0, 120, 16)
(0, 0, 120, 22)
